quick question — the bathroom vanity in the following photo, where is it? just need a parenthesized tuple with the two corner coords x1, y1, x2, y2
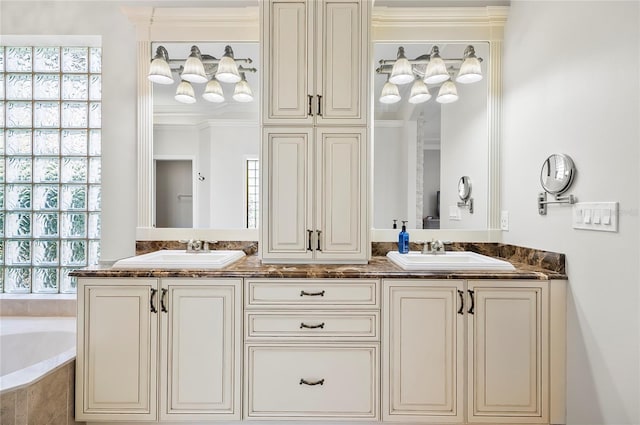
(72, 246, 567, 425)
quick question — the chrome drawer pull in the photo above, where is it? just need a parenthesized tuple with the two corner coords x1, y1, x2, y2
(300, 290, 325, 297)
(300, 378, 324, 386)
(300, 322, 325, 329)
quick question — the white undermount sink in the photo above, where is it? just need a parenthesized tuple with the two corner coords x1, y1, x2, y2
(386, 250, 515, 271)
(112, 250, 246, 270)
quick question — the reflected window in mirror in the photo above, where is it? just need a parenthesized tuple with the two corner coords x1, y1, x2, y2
(373, 42, 489, 231)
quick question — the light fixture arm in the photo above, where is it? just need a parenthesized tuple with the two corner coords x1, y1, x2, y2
(152, 45, 170, 63)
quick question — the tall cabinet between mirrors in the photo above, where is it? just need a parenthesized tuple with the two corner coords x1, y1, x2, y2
(260, 0, 370, 263)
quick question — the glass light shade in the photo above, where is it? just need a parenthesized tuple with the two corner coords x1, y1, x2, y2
(148, 57, 174, 84)
(202, 79, 225, 103)
(408, 79, 431, 104)
(424, 46, 450, 85)
(456, 57, 483, 84)
(216, 56, 241, 83)
(232, 78, 253, 102)
(181, 46, 208, 84)
(379, 81, 401, 104)
(436, 80, 458, 104)
(175, 80, 196, 104)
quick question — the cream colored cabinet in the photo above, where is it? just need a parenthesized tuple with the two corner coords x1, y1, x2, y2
(77, 278, 242, 422)
(383, 279, 565, 425)
(76, 279, 158, 421)
(261, 127, 367, 263)
(467, 281, 549, 423)
(160, 279, 242, 421)
(382, 281, 465, 423)
(244, 279, 380, 420)
(262, 0, 368, 125)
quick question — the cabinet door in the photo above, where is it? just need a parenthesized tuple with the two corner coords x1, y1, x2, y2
(160, 279, 242, 420)
(467, 282, 549, 423)
(261, 128, 314, 261)
(315, 127, 367, 261)
(76, 280, 158, 421)
(262, 0, 314, 124)
(383, 280, 465, 423)
(315, 0, 368, 125)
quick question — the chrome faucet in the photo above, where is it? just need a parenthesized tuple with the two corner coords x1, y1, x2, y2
(423, 239, 448, 254)
(180, 239, 218, 252)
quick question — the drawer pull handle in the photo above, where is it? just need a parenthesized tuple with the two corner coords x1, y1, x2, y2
(300, 322, 325, 329)
(468, 289, 475, 315)
(300, 290, 325, 297)
(300, 378, 325, 386)
(160, 288, 168, 313)
(457, 289, 464, 315)
(150, 288, 158, 313)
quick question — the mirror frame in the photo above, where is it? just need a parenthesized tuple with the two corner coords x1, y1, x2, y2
(123, 6, 260, 241)
(370, 6, 509, 242)
(540, 153, 575, 195)
(458, 176, 472, 201)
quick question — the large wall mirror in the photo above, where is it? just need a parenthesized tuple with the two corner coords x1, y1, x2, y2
(152, 42, 259, 230)
(370, 6, 508, 240)
(373, 42, 489, 230)
(125, 5, 260, 240)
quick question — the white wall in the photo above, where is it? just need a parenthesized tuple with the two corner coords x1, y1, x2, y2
(1, 1, 139, 262)
(208, 123, 259, 229)
(502, 2, 640, 424)
(373, 122, 407, 229)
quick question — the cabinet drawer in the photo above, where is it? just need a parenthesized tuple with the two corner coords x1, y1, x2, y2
(245, 344, 378, 419)
(246, 311, 379, 340)
(245, 279, 379, 308)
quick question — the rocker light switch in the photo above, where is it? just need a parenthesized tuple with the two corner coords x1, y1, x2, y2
(573, 202, 618, 232)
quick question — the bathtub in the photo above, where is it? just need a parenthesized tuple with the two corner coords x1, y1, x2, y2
(0, 316, 76, 394)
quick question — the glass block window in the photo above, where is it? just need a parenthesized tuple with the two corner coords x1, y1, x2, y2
(1, 45, 102, 293)
(246, 158, 259, 229)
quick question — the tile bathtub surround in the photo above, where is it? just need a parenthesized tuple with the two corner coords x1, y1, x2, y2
(136, 240, 259, 256)
(0, 295, 77, 317)
(371, 242, 565, 274)
(0, 360, 79, 425)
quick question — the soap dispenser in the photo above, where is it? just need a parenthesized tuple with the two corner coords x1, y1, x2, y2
(398, 220, 409, 254)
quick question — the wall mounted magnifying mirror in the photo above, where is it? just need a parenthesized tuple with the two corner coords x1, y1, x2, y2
(538, 153, 577, 215)
(456, 176, 473, 213)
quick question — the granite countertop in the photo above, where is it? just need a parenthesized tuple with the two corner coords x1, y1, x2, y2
(70, 244, 567, 280)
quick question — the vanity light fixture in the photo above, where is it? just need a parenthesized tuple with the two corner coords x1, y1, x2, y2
(232, 72, 254, 102)
(379, 75, 401, 104)
(376, 45, 483, 105)
(389, 47, 415, 85)
(147, 44, 256, 104)
(175, 80, 196, 104)
(181, 45, 208, 84)
(215, 45, 242, 83)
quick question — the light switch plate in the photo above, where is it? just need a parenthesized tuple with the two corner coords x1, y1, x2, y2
(573, 202, 618, 232)
(449, 206, 461, 221)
